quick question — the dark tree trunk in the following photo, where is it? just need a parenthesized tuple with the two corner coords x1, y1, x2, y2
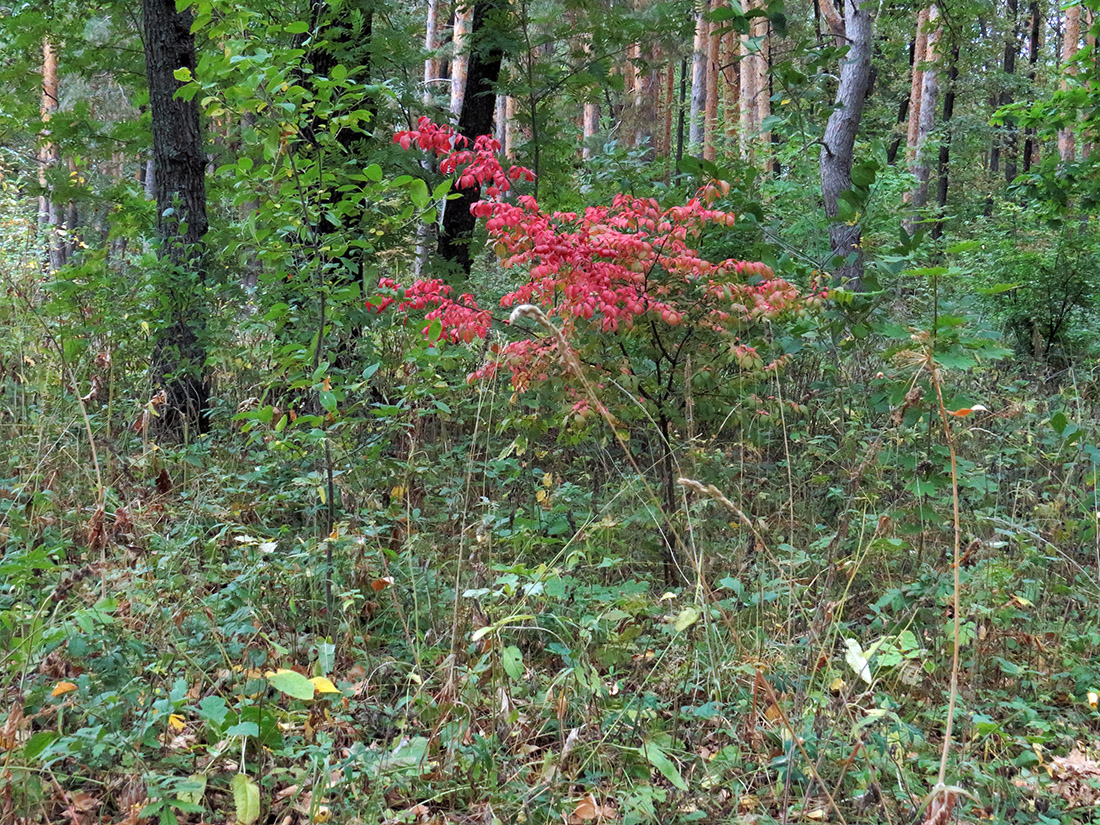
(933, 43, 960, 240)
(886, 37, 916, 166)
(1022, 0, 1041, 172)
(676, 56, 688, 163)
(437, 0, 506, 277)
(1001, 0, 1020, 182)
(819, 0, 873, 291)
(143, 0, 210, 435)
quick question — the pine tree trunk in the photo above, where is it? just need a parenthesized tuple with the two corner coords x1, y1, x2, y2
(437, 0, 505, 275)
(689, 0, 709, 154)
(739, 0, 757, 158)
(721, 22, 740, 149)
(1001, 0, 1020, 182)
(38, 39, 66, 273)
(755, 16, 771, 158)
(819, 0, 872, 290)
(911, 4, 941, 213)
(703, 15, 720, 160)
(906, 7, 930, 164)
(1058, 3, 1080, 162)
(143, 0, 210, 434)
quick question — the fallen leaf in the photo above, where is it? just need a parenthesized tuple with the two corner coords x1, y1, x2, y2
(310, 676, 341, 694)
(52, 681, 78, 697)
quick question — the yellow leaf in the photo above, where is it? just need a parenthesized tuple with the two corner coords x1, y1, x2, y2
(310, 677, 341, 695)
(829, 677, 846, 692)
(1088, 690, 1098, 709)
(168, 714, 186, 731)
(51, 681, 78, 697)
(536, 489, 548, 503)
(542, 473, 553, 488)
(391, 485, 405, 500)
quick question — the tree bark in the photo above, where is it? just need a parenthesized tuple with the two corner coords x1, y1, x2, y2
(721, 22, 740, 149)
(905, 7, 930, 165)
(933, 42, 960, 239)
(818, 0, 872, 290)
(38, 38, 67, 273)
(704, 15, 721, 160)
(1022, 0, 1041, 171)
(1001, 0, 1020, 182)
(739, 0, 757, 158)
(437, 0, 505, 276)
(450, 4, 473, 119)
(425, 0, 441, 103)
(911, 4, 941, 214)
(689, 0, 710, 154)
(1058, 3, 1081, 162)
(143, 0, 210, 434)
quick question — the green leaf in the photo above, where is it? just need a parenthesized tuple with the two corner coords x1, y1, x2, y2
(267, 668, 316, 700)
(501, 645, 524, 680)
(1050, 411, 1068, 435)
(285, 21, 309, 34)
(230, 774, 260, 825)
(409, 178, 430, 209)
(195, 695, 229, 725)
(975, 282, 1020, 295)
(23, 731, 58, 760)
(673, 606, 699, 632)
(172, 67, 193, 83)
(642, 743, 688, 790)
(225, 722, 259, 738)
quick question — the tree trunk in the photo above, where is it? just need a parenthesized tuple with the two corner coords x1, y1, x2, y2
(450, 4, 473, 120)
(911, 4, 941, 214)
(933, 43, 960, 240)
(1001, 0, 1020, 182)
(437, 0, 505, 276)
(1022, 0, 1041, 171)
(676, 56, 688, 162)
(425, 0, 441, 103)
(755, 15, 771, 157)
(1058, 3, 1080, 162)
(819, 0, 872, 290)
(38, 38, 66, 273)
(636, 38, 658, 156)
(739, 0, 757, 158)
(661, 60, 675, 156)
(689, 0, 709, 154)
(704, 14, 721, 160)
(143, 0, 210, 434)
(721, 22, 740, 149)
(905, 7, 930, 164)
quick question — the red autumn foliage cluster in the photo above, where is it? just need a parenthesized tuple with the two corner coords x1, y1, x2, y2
(385, 118, 819, 390)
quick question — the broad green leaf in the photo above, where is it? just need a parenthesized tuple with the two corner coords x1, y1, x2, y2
(641, 743, 688, 790)
(266, 668, 316, 701)
(23, 731, 58, 760)
(179, 775, 207, 807)
(225, 722, 259, 738)
(231, 774, 260, 825)
(501, 646, 524, 680)
(673, 606, 699, 632)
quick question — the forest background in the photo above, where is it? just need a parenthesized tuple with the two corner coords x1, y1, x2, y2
(1, 0, 1100, 822)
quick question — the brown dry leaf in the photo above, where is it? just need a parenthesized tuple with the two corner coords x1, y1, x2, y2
(1048, 749, 1100, 807)
(70, 791, 100, 813)
(763, 703, 782, 722)
(922, 791, 955, 825)
(569, 794, 617, 823)
(156, 468, 172, 495)
(370, 577, 394, 592)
